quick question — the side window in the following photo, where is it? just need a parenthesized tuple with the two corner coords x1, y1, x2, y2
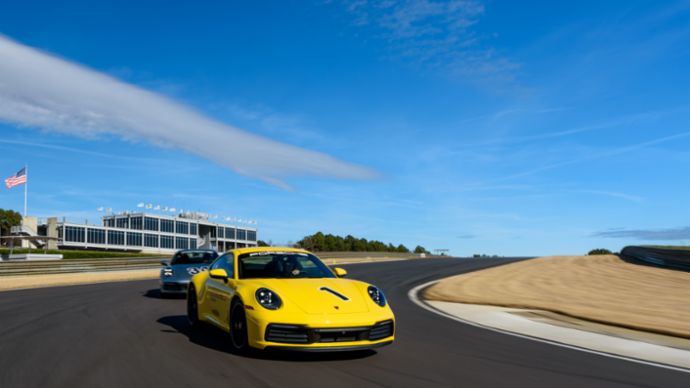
(210, 254, 226, 270)
(221, 253, 235, 278)
(210, 253, 234, 278)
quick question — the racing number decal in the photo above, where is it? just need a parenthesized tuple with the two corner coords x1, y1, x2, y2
(186, 267, 209, 276)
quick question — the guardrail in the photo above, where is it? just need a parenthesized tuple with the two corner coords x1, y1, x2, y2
(0, 251, 430, 276)
(0, 257, 164, 276)
(318, 252, 423, 260)
(620, 246, 690, 271)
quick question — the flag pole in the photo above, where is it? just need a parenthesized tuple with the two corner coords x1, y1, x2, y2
(24, 165, 28, 217)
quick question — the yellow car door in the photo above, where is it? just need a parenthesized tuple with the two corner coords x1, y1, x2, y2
(205, 253, 237, 328)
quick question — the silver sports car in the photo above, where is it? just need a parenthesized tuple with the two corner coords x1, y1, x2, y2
(159, 249, 219, 295)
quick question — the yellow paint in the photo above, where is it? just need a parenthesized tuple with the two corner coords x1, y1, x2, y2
(190, 247, 395, 350)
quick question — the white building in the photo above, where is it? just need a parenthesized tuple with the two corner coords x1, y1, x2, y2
(47, 212, 257, 254)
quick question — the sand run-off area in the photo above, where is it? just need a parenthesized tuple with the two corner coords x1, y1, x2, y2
(425, 255, 690, 338)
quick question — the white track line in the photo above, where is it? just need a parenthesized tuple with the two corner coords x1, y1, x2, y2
(408, 279, 690, 374)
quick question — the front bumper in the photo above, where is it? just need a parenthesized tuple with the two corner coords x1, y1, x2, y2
(159, 279, 190, 294)
(265, 341, 393, 352)
(246, 312, 396, 351)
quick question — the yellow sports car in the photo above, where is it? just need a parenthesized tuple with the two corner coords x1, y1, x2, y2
(186, 247, 395, 352)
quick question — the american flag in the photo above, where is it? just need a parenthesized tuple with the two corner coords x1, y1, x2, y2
(5, 167, 27, 189)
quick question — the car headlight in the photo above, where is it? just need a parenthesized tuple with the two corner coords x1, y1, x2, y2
(255, 288, 282, 310)
(368, 286, 386, 307)
(162, 268, 174, 277)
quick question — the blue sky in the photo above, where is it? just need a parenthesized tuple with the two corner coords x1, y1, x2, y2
(1, 1, 690, 255)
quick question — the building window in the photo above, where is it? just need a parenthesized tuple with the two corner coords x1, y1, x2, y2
(116, 217, 129, 229)
(189, 238, 197, 249)
(127, 232, 142, 246)
(190, 223, 198, 235)
(107, 230, 125, 245)
(225, 227, 235, 239)
(218, 227, 224, 238)
(160, 219, 174, 233)
(104, 218, 115, 227)
(144, 217, 159, 231)
(144, 233, 158, 248)
(65, 226, 85, 242)
(175, 237, 189, 250)
(130, 216, 143, 230)
(247, 230, 257, 242)
(237, 229, 247, 241)
(210, 227, 217, 238)
(87, 228, 106, 244)
(160, 235, 174, 249)
(175, 221, 189, 235)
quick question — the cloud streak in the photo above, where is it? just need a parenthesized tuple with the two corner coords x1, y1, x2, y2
(593, 227, 690, 241)
(0, 35, 377, 188)
(335, 0, 518, 83)
(579, 190, 644, 203)
(491, 129, 690, 183)
(0, 138, 162, 163)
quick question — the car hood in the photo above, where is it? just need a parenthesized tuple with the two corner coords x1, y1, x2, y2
(263, 278, 370, 315)
(168, 263, 210, 278)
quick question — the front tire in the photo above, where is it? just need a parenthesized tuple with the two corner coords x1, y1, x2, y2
(187, 284, 200, 327)
(230, 299, 249, 353)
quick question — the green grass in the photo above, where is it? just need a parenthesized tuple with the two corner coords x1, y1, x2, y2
(0, 248, 167, 259)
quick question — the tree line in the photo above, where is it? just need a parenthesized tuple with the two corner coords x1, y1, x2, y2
(0, 208, 22, 246)
(288, 231, 429, 254)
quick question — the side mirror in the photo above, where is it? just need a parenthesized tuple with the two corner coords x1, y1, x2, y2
(209, 268, 228, 280)
(160, 260, 170, 266)
(334, 267, 347, 278)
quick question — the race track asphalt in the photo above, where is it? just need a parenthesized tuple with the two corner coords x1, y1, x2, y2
(0, 258, 687, 387)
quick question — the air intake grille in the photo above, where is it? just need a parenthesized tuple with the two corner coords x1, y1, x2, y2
(265, 325, 310, 344)
(368, 320, 394, 341)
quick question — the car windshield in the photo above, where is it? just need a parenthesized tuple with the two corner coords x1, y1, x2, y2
(171, 250, 218, 265)
(238, 252, 336, 279)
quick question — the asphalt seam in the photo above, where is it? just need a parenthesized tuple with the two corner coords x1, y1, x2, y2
(407, 279, 690, 375)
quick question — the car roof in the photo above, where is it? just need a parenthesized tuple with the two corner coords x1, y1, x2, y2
(231, 246, 311, 255)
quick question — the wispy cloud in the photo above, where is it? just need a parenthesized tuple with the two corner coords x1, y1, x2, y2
(579, 190, 644, 203)
(502, 109, 674, 144)
(333, 0, 518, 83)
(0, 35, 377, 188)
(593, 227, 690, 241)
(457, 107, 680, 150)
(0, 138, 162, 163)
(210, 103, 327, 145)
(493, 129, 690, 183)
(455, 106, 571, 126)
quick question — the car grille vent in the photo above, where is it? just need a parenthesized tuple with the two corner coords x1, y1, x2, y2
(368, 320, 394, 341)
(313, 327, 369, 343)
(265, 325, 310, 344)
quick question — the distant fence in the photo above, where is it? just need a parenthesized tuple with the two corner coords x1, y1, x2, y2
(0, 251, 429, 276)
(0, 257, 163, 276)
(316, 252, 424, 260)
(620, 246, 690, 271)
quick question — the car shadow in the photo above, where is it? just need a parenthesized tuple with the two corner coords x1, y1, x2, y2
(143, 288, 185, 299)
(158, 315, 235, 354)
(157, 315, 377, 361)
